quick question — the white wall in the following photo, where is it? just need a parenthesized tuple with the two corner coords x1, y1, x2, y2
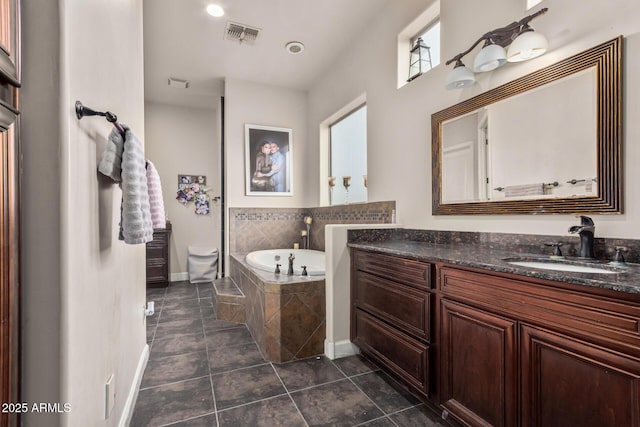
(22, 0, 148, 425)
(307, 0, 640, 239)
(145, 102, 220, 276)
(224, 78, 309, 267)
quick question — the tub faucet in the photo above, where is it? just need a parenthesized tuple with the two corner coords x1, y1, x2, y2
(568, 215, 595, 258)
(288, 253, 295, 275)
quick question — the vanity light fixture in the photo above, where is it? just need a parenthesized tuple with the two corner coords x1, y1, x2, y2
(445, 7, 548, 89)
(408, 37, 432, 81)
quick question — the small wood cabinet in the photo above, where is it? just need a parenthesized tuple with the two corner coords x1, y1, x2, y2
(351, 249, 433, 397)
(146, 222, 171, 288)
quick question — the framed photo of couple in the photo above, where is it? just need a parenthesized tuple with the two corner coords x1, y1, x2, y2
(245, 124, 293, 196)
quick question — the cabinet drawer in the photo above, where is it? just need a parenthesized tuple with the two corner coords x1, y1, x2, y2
(440, 266, 640, 353)
(354, 271, 430, 341)
(354, 250, 431, 290)
(147, 261, 167, 282)
(146, 245, 166, 260)
(354, 309, 429, 396)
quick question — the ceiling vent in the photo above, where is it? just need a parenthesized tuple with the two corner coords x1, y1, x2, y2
(225, 21, 260, 45)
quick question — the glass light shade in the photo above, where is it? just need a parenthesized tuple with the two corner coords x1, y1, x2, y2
(445, 65, 475, 90)
(507, 31, 548, 62)
(473, 44, 507, 72)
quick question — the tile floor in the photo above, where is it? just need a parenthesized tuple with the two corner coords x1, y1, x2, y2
(132, 281, 447, 426)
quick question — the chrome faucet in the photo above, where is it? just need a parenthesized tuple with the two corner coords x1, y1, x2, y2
(568, 215, 595, 258)
(287, 253, 295, 275)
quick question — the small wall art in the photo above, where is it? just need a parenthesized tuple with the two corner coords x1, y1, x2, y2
(176, 174, 210, 215)
(245, 124, 293, 196)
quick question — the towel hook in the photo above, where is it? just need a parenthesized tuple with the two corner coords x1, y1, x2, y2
(75, 100, 126, 139)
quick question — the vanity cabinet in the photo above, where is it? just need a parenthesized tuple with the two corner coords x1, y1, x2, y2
(351, 249, 433, 397)
(439, 265, 640, 427)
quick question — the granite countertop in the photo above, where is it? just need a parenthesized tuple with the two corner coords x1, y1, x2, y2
(348, 240, 640, 296)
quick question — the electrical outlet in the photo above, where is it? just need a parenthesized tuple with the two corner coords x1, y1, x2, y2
(105, 374, 115, 419)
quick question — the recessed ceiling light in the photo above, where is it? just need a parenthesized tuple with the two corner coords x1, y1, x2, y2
(285, 41, 305, 54)
(206, 4, 224, 18)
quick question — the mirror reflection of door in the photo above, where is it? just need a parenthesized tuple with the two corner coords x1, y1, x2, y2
(442, 141, 475, 203)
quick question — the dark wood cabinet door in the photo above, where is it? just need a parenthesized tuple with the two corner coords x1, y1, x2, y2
(521, 324, 640, 427)
(0, 112, 19, 427)
(0, 0, 19, 87)
(440, 299, 518, 427)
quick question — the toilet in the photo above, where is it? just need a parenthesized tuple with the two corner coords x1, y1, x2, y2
(187, 246, 219, 283)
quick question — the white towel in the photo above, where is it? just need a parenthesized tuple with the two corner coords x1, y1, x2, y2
(504, 183, 545, 197)
(98, 126, 153, 244)
(98, 127, 125, 181)
(145, 160, 166, 229)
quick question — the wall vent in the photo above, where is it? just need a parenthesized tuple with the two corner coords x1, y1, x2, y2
(225, 21, 260, 45)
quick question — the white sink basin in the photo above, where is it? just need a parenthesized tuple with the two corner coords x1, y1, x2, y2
(507, 260, 618, 274)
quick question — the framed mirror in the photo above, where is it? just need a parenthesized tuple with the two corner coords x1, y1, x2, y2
(432, 36, 622, 215)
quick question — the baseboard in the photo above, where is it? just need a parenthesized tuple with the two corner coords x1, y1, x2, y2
(119, 344, 149, 427)
(170, 272, 189, 282)
(324, 339, 359, 360)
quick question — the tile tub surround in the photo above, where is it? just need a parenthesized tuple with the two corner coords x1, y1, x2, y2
(348, 229, 640, 295)
(229, 201, 394, 253)
(229, 254, 326, 363)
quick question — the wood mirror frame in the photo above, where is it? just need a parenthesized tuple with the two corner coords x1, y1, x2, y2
(432, 36, 622, 215)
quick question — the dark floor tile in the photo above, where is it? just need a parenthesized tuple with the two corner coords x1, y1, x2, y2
(198, 286, 214, 299)
(218, 394, 306, 427)
(162, 297, 201, 310)
(388, 404, 447, 427)
(146, 325, 156, 343)
(291, 379, 383, 427)
(205, 326, 255, 348)
(356, 416, 397, 427)
(199, 297, 213, 307)
(155, 318, 204, 338)
(208, 341, 266, 374)
(212, 364, 286, 410)
(130, 377, 214, 427)
(274, 356, 345, 391)
(146, 288, 167, 299)
(159, 307, 203, 323)
(151, 332, 206, 359)
(202, 318, 243, 333)
(351, 371, 420, 414)
(166, 412, 218, 426)
(165, 286, 199, 301)
(201, 305, 217, 319)
(332, 354, 379, 377)
(141, 350, 209, 388)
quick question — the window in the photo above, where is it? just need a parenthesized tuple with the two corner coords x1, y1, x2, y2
(397, 0, 440, 88)
(329, 105, 367, 205)
(413, 20, 441, 71)
(526, 0, 543, 9)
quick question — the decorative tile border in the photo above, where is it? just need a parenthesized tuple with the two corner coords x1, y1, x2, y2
(230, 201, 395, 253)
